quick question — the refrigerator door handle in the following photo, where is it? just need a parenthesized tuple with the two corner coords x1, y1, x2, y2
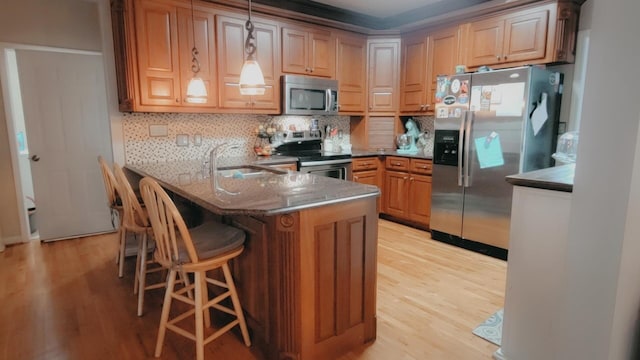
(458, 111, 466, 186)
(463, 111, 474, 187)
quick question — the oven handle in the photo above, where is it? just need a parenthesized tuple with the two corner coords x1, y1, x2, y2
(300, 159, 352, 167)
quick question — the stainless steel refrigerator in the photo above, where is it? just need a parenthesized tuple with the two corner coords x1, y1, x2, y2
(430, 66, 562, 259)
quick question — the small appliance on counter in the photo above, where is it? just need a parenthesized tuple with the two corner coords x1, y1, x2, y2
(552, 131, 579, 164)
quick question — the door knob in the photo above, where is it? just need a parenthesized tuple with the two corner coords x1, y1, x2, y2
(30, 155, 40, 162)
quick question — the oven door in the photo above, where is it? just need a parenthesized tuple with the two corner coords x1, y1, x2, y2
(299, 160, 352, 180)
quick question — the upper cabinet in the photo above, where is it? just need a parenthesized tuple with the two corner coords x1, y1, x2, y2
(427, 26, 461, 109)
(282, 26, 335, 78)
(400, 26, 461, 115)
(216, 14, 280, 112)
(367, 38, 400, 113)
(464, 1, 581, 69)
(336, 33, 367, 114)
(112, 0, 217, 112)
(399, 31, 429, 113)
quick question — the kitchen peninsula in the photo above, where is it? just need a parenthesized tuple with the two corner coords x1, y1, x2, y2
(125, 159, 380, 360)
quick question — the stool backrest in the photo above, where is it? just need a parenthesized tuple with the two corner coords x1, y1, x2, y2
(98, 156, 119, 208)
(139, 177, 199, 267)
(113, 164, 149, 230)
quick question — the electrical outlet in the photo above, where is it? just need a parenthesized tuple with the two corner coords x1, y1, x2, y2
(193, 134, 202, 146)
(176, 134, 189, 147)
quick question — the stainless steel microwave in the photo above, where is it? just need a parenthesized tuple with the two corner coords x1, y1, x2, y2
(281, 75, 338, 115)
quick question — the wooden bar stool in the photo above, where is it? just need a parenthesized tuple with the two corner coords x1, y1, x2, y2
(98, 156, 126, 277)
(113, 164, 166, 316)
(139, 177, 251, 360)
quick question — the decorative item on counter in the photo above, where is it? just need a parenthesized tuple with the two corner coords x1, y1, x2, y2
(455, 64, 466, 74)
(397, 118, 420, 154)
(254, 123, 276, 138)
(254, 123, 277, 156)
(552, 131, 579, 164)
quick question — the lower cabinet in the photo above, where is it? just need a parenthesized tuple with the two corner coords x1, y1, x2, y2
(383, 156, 432, 228)
(352, 157, 382, 211)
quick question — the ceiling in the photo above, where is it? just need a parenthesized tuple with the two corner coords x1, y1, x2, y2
(252, 0, 494, 30)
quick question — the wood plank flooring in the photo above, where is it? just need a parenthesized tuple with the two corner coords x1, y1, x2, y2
(0, 219, 506, 360)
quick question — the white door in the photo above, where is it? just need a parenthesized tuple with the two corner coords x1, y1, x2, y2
(16, 49, 114, 241)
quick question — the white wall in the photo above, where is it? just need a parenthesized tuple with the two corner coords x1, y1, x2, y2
(561, 0, 640, 359)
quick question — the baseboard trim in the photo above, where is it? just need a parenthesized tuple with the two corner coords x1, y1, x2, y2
(2, 235, 25, 246)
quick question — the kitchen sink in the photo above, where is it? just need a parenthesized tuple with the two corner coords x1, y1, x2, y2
(217, 166, 281, 179)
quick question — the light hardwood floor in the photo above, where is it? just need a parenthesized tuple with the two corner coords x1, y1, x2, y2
(0, 219, 506, 360)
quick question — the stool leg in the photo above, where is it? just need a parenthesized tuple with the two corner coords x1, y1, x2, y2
(137, 232, 148, 317)
(201, 271, 211, 328)
(194, 271, 205, 360)
(134, 233, 142, 295)
(155, 269, 176, 358)
(118, 228, 127, 278)
(222, 263, 251, 347)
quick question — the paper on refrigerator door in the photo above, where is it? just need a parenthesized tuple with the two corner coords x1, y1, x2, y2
(531, 93, 549, 136)
(475, 132, 505, 169)
(494, 82, 525, 117)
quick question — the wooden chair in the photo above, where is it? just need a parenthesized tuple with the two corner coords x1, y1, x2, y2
(98, 156, 126, 277)
(113, 164, 166, 316)
(139, 177, 251, 360)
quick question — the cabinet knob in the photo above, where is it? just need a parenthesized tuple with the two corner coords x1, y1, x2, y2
(504, 55, 508, 60)
(176, 98, 180, 103)
(410, 177, 414, 181)
(496, 55, 501, 60)
(354, 176, 359, 180)
(309, 68, 314, 73)
(424, 104, 430, 110)
(403, 177, 408, 180)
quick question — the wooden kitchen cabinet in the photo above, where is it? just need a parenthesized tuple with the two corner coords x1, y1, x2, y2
(399, 31, 429, 113)
(383, 156, 432, 228)
(217, 14, 280, 112)
(464, 2, 580, 68)
(336, 33, 367, 113)
(427, 26, 461, 108)
(282, 26, 334, 78)
(367, 38, 400, 113)
(400, 26, 461, 115)
(112, 0, 217, 111)
(352, 157, 382, 210)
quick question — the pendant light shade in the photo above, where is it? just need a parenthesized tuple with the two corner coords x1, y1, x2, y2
(239, 59, 265, 96)
(238, 0, 266, 96)
(185, 0, 207, 104)
(186, 76, 207, 103)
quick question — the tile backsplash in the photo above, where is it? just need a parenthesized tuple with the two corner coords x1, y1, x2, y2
(122, 113, 351, 164)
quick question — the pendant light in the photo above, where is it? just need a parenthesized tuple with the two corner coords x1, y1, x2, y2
(239, 0, 266, 96)
(185, 0, 207, 104)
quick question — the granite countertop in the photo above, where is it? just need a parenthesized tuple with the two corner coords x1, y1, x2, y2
(126, 160, 380, 216)
(351, 149, 433, 160)
(505, 164, 575, 192)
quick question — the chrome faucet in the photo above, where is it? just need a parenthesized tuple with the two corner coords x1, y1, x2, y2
(202, 143, 238, 177)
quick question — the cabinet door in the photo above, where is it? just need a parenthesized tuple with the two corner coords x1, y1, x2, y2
(400, 32, 428, 113)
(368, 40, 400, 113)
(353, 169, 381, 211)
(308, 30, 334, 77)
(336, 34, 367, 113)
(177, 7, 217, 108)
(427, 26, 460, 108)
(384, 171, 409, 218)
(135, 0, 180, 106)
(466, 16, 504, 67)
(282, 27, 308, 75)
(409, 174, 432, 225)
(502, 9, 549, 63)
(217, 15, 279, 111)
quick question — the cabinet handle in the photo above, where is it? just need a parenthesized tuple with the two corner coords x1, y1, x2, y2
(421, 165, 428, 169)
(393, 162, 401, 166)
(354, 176, 359, 180)
(403, 177, 408, 180)
(410, 177, 414, 181)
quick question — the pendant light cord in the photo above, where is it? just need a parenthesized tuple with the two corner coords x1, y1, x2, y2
(190, 0, 201, 73)
(244, 0, 257, 60)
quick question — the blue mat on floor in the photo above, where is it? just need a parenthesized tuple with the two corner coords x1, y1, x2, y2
(472, 309, 503, 346)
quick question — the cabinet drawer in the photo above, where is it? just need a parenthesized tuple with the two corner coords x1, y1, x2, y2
(385, 156, 410, 171)
(410, 159, 432, 175)
(353, 157, 379, 171)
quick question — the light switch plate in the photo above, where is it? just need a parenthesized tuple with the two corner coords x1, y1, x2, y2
(149, 124, 168, 137)
(176, 134, 189, 147)
(193, 134, 202, 146)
